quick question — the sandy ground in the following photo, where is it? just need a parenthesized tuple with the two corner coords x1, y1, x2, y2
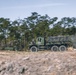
(0, 49, 76, 75)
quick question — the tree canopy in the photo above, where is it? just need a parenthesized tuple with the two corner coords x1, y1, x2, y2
(0, 12, 76, 50)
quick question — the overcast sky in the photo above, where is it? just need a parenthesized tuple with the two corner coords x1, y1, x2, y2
(0, 0, 76, 21)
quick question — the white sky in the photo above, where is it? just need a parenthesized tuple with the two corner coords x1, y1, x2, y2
(0, 0, 76, 21)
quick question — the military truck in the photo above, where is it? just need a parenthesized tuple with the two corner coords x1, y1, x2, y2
(29, 35, 76, 52)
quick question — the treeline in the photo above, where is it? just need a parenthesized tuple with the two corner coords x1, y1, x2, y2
(0, 12, 76, 50)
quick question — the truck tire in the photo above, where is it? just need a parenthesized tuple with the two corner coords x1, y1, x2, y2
(51, 46, 58, 51)
(59, 45, 66, 51)
(30, 46, 38, 52)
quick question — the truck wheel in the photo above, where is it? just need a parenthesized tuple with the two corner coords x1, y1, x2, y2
(51, 46, 58, 51)
(30, 46, 38, 52)
(59, 45, 66, 51)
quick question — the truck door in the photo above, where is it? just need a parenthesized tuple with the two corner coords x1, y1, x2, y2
(36, 37, 44, 45)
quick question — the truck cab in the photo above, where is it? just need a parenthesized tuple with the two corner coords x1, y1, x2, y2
(29, 37, 46, 51)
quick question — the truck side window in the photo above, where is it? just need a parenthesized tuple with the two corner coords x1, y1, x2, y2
(40, 38, 41, 42)
(38, 38, 41, 42)
(38, 38, 39, 41)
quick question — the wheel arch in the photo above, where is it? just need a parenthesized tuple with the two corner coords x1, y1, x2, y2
(29, 45, 38, 49)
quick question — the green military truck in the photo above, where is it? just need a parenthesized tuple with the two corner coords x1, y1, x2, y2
(29, 35, 76, 52)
